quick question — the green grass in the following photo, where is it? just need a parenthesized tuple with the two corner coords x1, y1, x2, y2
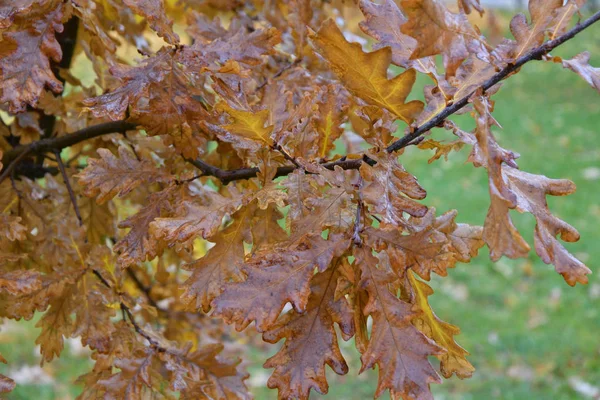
(2, 16, 600, 400)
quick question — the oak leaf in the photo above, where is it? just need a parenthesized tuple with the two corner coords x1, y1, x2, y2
(366, 207, 484, 281)
(354, 246, 443, 400)
(96, 348, 164, 399)
(159, 344, 250, 399)
(469, 96, 530, 261)
(400, 0, 487, 76)
(458, 0, 484, 16)
(3, 267, 79, 320)
(410, 207, 485, 265)
(250, 203, 287, 250)
(509, 0, 563, 60)
(0, 270, 41, 296)
(83, 49, 179, 121)
(313, 85, 348, 159)
(358, 0, 436, 74)
(0, 0, 39, 29)
(450, 54, 496, 102)
(191, 26, 281, 67)
(113, 188, 174, 268)
(215, 102, 274, 149)
(211, 234, 349, 332)
(310, 19, 423, 123)
(548, 0, 586, 40)
(80, 197, 116, 245)
(150, 191, 243, 245)
(263, 262, 354, 399)
(0, 2, 65, 112)
(407, 271, 474, 378)
(36, 283, 77, 363)
(504, 167, 591, 286)
(365, 227, 446, 280)
(417, 139, 465, 163)
(181, 205, 253, 312)
(0, 215, 28, 241)
(123, 0, 180, 45)
(471, 96, 590, 285)
(559, 51, 600, 93)
(76, 146, 172, 204)
(360, 152, 428, 225)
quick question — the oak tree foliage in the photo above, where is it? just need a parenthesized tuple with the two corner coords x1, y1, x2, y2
(0, 0, 598, 398)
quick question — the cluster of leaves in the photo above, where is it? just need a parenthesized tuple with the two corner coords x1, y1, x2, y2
(0, 0, 598, 399)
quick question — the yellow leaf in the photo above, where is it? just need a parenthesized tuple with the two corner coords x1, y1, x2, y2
(215, 102, 274, 147)
(105, 302, 122, 310)
(310, 19, 423, 123)
(408, 271, 474, 379)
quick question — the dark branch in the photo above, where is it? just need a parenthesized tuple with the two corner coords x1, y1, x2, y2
(386, 9, 600, 153)
(187, 156, 372, 184)
(35, 15, 80, 166)
(2, 120, 137, 166)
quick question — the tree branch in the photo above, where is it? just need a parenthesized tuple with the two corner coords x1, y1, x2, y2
(1, 121, 137, 166)
(386, 9, 600, 153)
(2, 9, 599, 182)
(91, 268, 163, 349)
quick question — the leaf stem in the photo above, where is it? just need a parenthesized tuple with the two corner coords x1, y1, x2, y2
(54, 149, 82, 226)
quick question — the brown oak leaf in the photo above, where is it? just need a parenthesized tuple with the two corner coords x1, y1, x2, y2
(0, 2, 65, 112)
(359, 0, 436, 74)
(262, 261, 354, 399)
(471, 96, 590, 285)
(181, 205, 253, 312)
(76, 146, 172, 204)
(123, 0, 180, 45)
(354, 246, 443, 400)
(360, 152, 428, 225)
(0, 270, 41, 296)
(150, 191, 243, 245)
(313, 84, 348, 159)
(0, 215, 28, 241)
(211, 234, 350, 332)
(559, 51, 600, 93)
(458, 0, 484, 16)
(509, 0, 563, 60)
(114, 188, 173, 268)
(400, 0, 487, 76)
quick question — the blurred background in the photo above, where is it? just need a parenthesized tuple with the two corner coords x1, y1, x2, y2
(1, 3, 599, 400)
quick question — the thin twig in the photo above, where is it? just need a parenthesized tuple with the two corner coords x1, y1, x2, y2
(273, 142, 301, 168)
(54, 149, 82, 226)
(92, 269, 112, 289)
(127, 269, 161, 311)
(91, 268, 163, 349)
(385, 9, 600, 153)
(0, 148, 31, 185)
(121, 304, 162, 348)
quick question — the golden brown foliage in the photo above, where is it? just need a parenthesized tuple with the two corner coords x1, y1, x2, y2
(0, 0, 598, 399)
